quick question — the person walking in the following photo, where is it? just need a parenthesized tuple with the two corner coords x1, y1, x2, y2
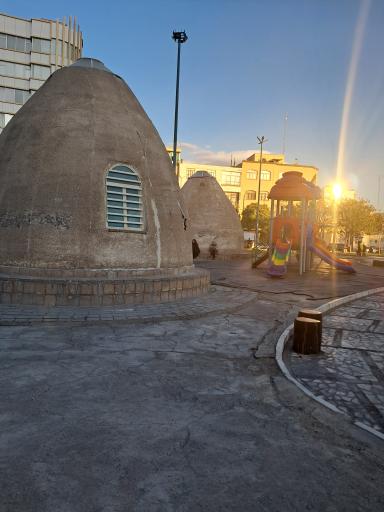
(192, 239, 200, 259)
(209, 240, 218, 259)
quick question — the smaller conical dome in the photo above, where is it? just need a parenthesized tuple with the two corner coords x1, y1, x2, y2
(182, 174, 244, 257)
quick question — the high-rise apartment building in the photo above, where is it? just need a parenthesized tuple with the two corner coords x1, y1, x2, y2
(0, 12, 83, 133)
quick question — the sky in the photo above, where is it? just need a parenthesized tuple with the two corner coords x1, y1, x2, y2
(3, 0, 384, 206)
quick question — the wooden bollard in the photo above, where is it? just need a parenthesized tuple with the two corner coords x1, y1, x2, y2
(298, 309, 322, 342)
(293, 317, 321, 354)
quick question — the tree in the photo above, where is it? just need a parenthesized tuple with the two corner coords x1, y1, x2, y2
(337, 199, 375, 249)
(365, 212, 384, 236)
(241, 203, 270, 243)
(316, 199, 333, 238)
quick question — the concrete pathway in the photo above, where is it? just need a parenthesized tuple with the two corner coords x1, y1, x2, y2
(288, 292, 384, 435)
(1, 259, 384, 511)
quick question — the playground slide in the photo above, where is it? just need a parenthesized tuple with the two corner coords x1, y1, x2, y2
(309, 238, 356, 273)
(267, 239, 291, 277)
(252, 250, 269, 268)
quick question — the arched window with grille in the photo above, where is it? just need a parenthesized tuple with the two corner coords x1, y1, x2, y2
(106, 165, 144, 231)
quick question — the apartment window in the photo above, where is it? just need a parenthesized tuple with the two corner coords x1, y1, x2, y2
(51, 40, 69, 57)
(106, 165, 144, 231)
(225, 192, 240, 210)
(247, 170, 257, 180)
(32, 37, 51, 54)
(0, 87, 31, 105)
(222, 173, 241, 186)
(14, 89, 30, 104)
(260, 192, 269, 201)
(0, 33, 31, 53)
(31, 64, 50, 80)
(261, 170, 271, 181)
(0, 60, 30, 79)
(245, 190, 256, 200)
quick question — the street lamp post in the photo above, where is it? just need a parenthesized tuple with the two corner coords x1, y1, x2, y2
(378, 175, 384, 211)
(172, 30, 188, 178)
(255, 136, 267, 246)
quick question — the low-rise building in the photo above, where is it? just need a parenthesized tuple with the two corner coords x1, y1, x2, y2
(168, 147, 319, 214)
(240, 153, 318, 213)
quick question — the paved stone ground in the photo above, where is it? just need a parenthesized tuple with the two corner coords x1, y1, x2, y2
(288, 292, 384, 435)
(1, 258, 384, 511)
(0, 285, 255, 325)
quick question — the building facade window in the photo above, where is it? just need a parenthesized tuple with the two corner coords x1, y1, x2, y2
(222, 172, 241, 186)
(245, 190, 256, 200)
(51, 40, 75, 59)
(260, 192, 269, 201)
(225, 192, 240, 210)
(246, 170, 257, 180)
(31, 64, 50, 80)
(0, 60, 30, 79)
(106, 165, 144, 231)
(0, 32, 31, 52)
(261, 170, 271, 181)
(0, 86, 31, 105)
(32, 37, 51, 54)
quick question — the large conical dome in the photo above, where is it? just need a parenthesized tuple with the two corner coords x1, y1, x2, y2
(0, 58, 208, 305)
(181, 172, 244, 257)
(0, 58, 191, 270)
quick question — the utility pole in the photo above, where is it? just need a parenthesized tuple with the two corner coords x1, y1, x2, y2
(282, 112, 288, 155)
(172, 30, 188, 178)
(255, 136, 267, 246)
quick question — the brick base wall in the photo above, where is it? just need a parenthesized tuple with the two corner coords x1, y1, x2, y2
(0, 268, 210, 306)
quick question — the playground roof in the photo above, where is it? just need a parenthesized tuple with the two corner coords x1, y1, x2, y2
(268, 171, 322, 201)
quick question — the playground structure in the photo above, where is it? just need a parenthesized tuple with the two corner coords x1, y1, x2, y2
(255, 172, 355, 276)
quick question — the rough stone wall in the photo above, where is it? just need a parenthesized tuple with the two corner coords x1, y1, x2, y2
(181, 175, 244, 257)
(0, 64, 192, 271)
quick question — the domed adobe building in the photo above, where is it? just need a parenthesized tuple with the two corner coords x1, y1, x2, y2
(0, 58, 209, 305)
(181, 172, 244, 258)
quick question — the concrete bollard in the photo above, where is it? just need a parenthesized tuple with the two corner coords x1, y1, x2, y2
(293, 317, 321, 354)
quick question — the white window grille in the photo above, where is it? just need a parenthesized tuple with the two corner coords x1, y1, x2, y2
(106, 165, 144, 231)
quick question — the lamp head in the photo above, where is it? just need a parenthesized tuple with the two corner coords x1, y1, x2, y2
(172, 31, 188, 43)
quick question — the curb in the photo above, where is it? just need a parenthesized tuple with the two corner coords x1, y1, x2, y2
(275, 286, 384, 441)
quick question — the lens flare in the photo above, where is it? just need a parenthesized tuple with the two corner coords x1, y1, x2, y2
(333, 183, 342, 200)
(336, 0, 371, 182)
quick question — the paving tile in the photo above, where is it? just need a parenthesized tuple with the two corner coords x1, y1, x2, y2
(289, 292, 384, 434)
